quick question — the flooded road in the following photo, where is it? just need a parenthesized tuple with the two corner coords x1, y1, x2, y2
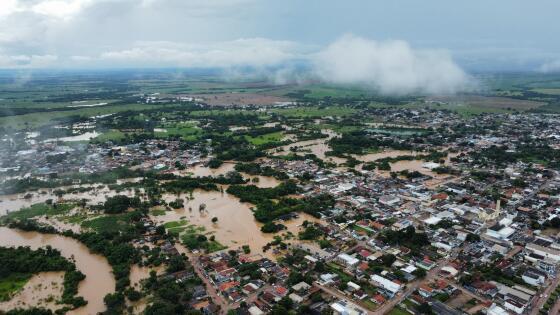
(0, 227, 115, 315)
(156, 190, 321, 259)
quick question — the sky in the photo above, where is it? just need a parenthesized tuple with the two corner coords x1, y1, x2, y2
(1, 0, 560, 93)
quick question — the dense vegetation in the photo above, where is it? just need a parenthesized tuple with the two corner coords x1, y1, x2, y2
(234, 162, 289, 180)
(327, 130, 412, 156)
(227, 182, 334, 222)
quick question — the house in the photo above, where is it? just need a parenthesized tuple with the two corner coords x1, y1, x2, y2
(487, 304, 509, 315)
(504, 298, 526, 314)
(370, 274, 402, 298)
(372, 294, 386, 304)
(379, 195, 401, 206)
(346, 281, 361, 292)
(272, 285, 288, 298)
(418, 284, 434, 298)
(525, 239, 560, 262)
(289, 293, 304, 304)
(330, 300, 365, 315)
(392, 219, 412, 231)
(292, 282, 311, 293)
(416, 257, 436, 270)
(248, 306, 265, 315)
(242, 283, 259, 295)
(336, 253, 360, 268)
(522, 268, 546, 286)
(486, 223, 515, 240)
(318, 273, 338, 285)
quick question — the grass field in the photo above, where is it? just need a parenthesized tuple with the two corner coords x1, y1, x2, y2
(245, 131, 284, 145)
(271, 106, 357, 118)
(155, 122, 203, 140)
(0, 273, 32, 301)
(81, 212, 138, 233)
(163, 220, 189, 229)
(532, 88, 560, 95)
(0, 103, 179, 129)
(388, 306, 411, 315)
(370, 100, 532, 117)
(1, 203, 74, 222)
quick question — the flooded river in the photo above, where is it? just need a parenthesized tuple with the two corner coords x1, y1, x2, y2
(0, 227, 115, 315)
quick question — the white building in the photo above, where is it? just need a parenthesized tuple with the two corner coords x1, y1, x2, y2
(370, 274, 402, 297)
(330, 300, 365, 315)
(336, 253, 360, 268)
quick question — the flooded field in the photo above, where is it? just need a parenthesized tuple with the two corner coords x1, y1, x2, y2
(0, 272, 65, 312)
(44, 131, 100, 143)
(0, 227, 115, 315)
(354, 149, 421, 162)
(182, 163, 236, 177)
(156, 190, 321, 259)
(271, 129, 345, 164)
(178, 163, 281, 188)
(0, 183, 138, 216)
(375, 154, 458, 188)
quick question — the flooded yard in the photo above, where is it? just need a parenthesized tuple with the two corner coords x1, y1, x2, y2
(156, 190, 322, 259)
(271, 129, 345, 164)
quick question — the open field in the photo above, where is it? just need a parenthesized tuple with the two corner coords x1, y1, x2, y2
(271, 105, 358, 117)
(427, 95, 544, 110)
(187, 93, 291, 106)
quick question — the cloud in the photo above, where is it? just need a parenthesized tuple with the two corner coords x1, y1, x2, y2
(312, 35, 469, 95)
(98, 39, 301, 68)
(538, 60, 560, 73)
(0, 54, 58, 68)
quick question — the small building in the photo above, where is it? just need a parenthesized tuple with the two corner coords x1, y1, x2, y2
(336, 253, 360, 268)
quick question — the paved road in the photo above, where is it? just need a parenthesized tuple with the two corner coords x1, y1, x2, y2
(550, 294, 560, 315)
(529, 273, 560, 315)
(373, 252, 458, 315)
(229, 284, 272, 309)
(175, 244, 230, 314)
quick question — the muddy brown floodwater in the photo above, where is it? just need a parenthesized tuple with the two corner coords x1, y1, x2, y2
(0, 271, 65, 312)
(0, 180, 141, 216)
(0, 227, 115, 315)
(176, 163, 281, 188)
(271, 129, 346, 164)
(156, 190, 321, 260)
(354, 149, 421, 163)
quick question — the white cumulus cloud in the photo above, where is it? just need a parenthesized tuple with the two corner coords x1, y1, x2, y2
(312, 34, 470, 95)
